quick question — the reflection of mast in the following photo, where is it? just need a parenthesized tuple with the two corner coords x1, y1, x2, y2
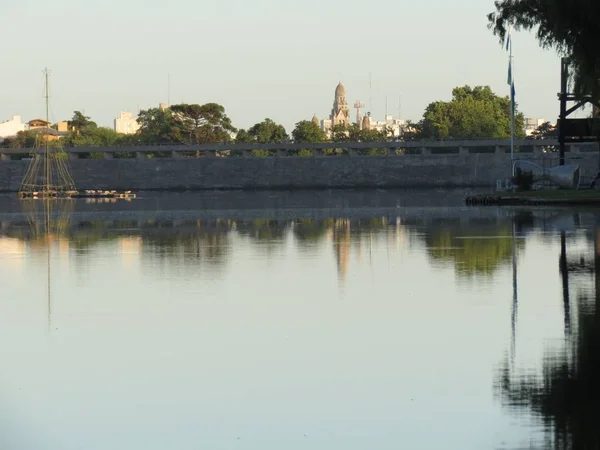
(510, 219, 518, 368)
(22, 198, 74, 330)
(46, 199, 51, 330)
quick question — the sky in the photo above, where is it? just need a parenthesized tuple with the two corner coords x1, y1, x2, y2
(1, 0, 581, 132)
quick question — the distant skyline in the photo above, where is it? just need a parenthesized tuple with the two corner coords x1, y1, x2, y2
(2, 0, 588, 133)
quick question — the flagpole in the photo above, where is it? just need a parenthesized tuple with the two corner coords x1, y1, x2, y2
(509, 32, 514, 162)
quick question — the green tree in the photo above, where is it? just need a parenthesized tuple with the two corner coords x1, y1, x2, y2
(291, 120, 327, 144)
(170, 103, 236, 144)
(235, 129, 252, 143)
(530, 121, 557, 139)
(0, 130, 37, 148)
(234, 119, 288, 157)
(64, 127, 122, 147)
(137, 107, 188, 144)
(331, 124, 350, 142)
(68, 111, 97, 133)
(488, 0, 600, 101)
(245, 118, 288, 144)
(420, 85, 525, 139)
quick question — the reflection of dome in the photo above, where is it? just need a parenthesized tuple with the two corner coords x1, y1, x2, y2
(335, 82, 346, 98)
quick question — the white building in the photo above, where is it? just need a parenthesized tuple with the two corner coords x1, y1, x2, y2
(524, 118, 546, 136)
(114, 112, 140, 135)
(365, 114, 406, 138)
(0, 115, 26, 141)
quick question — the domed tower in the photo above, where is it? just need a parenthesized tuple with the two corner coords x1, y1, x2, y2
(312, 114, 319, 126)
(362, 114, 371, 131)
(330, 82, 350, 128)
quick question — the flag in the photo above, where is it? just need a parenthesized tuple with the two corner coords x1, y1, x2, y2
(511, 81, 516, 116)
(506, 32, 511, 52)
(507, 59, 512, 85)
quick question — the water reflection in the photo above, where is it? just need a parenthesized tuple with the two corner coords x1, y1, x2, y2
(496, 227, 600, 449)
(4, 198, 600, 449)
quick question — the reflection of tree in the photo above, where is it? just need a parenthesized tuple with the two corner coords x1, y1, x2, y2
(425, 227, 525, 277)
(496, 232, 600, 449)
(235, 219, 289, 255)
(293, 219, 332, 249)
(141, 220, 233, 270)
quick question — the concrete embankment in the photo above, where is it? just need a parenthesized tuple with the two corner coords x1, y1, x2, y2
(1, 153, 598, 192)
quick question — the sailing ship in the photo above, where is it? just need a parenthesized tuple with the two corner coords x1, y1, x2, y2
(18, 69, 78, 199)
(17, 69, 135, 200)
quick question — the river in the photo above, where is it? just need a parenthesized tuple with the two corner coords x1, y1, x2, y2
(0, 189, 598, 449)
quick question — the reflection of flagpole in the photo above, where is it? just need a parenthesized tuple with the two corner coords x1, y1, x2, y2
(559, 231, 571, 337)
(510, 218, 518, 368)
(507, 30, 515, 162)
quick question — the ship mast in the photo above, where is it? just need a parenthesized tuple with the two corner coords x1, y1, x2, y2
(44, 68, 51, 193)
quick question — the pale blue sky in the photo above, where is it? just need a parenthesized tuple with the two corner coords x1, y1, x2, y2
(2, 0, 572, 132)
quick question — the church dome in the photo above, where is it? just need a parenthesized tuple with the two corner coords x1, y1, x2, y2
(335, 82, 346, 98)
(312, 114, 319, 126)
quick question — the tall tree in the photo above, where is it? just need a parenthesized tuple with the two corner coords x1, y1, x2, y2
(291, 120, 327, 144)
(136, 107, 188, 144)
(170, 103, 236, 144)
(488, 0, 600, 101)
(419, 85, 525, 139)
(68, 111, 97, 133)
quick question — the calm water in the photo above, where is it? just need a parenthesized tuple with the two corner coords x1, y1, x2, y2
(1, 190, 599, 450)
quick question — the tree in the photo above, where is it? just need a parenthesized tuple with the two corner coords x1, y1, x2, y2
(245, 118, 288, 143)
(0, 130, 37, 148)
(488, 0, 600, 101)
(330, 124, 350, 142)
(530, 121, 557, 139)
(68, 111, 96, 133)
(137, 107, 188, 144)
(291, 120, 327, 144)
(419, 85, 525, 139)
(170, 103, 236, 144)
(235, 129, 252, 143)
(63, 127, 122, 147)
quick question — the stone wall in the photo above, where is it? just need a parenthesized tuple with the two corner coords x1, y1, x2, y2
(1, 153, 598, 192)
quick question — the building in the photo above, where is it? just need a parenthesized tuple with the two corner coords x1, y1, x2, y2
(0, 115, 26, 141)
(28, 119, 50, 130)
(524, 118, 546, 136)
(114, 112, 140, 135)
(367, 114, 406, 138)
(330, 82, 350, 128)
(57, 121, 70, 133)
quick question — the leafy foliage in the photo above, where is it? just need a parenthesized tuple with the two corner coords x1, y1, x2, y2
(530, 121, 557, 139)
(68, 111, 97, 133)
(170, 103, 236, 144)
(236, 118, 288, 144)
(488, 0, 600, 101)
(137, 103, 236, 144)
(419, 85, 525, 139)
(291, 120, 327, 144)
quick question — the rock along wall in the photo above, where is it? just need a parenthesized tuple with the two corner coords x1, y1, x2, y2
(0, 153, 598, 192)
